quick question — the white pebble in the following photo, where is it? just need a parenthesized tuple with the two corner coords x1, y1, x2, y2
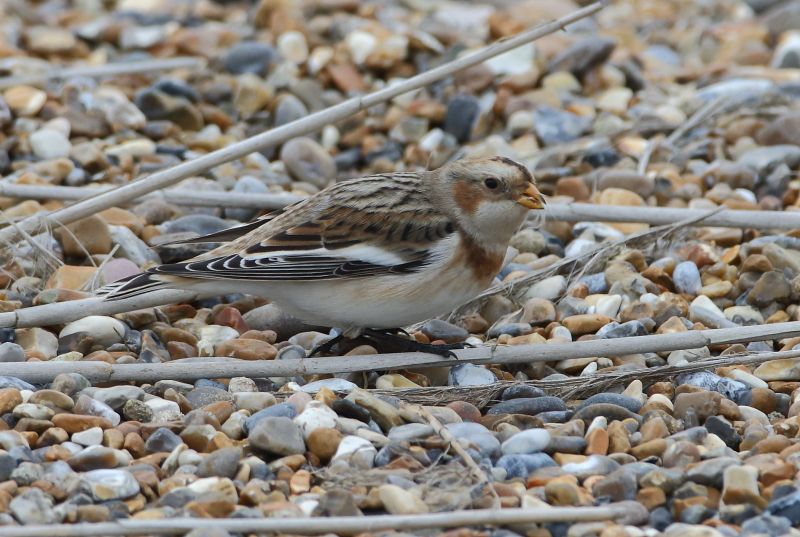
(30, 128, 71, 159)
(294, 401, 338, 438)
(277, 31, 309, 64)
(346, 31, 377, 65)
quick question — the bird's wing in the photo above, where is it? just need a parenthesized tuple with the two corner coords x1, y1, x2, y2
(131, 173, 455, 285)
(155, 207, 289, 246)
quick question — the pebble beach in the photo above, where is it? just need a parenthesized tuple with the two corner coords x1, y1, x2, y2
(3, 0, 800, 536)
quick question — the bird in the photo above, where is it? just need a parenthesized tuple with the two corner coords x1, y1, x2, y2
(100, 156, 545, 354)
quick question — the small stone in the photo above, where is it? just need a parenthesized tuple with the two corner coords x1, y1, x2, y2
(722, 465, 765, 507)
(144, 428, 182, 453)
(444, 94, 481, 143)
(547, 36, 616, 78)
(533, 106, 591, 145)
(673, 261, 702, 295)
(9, 488, 60, 525)
(72, 426, 104, 447)
(0, 387, 21, 414)
(524, 275, 567, 301)
(216, 338, 277, 360)
(593, 468, 637, 501)
(277, 31, 309, 64)
(294, 401, 338, 438)
(197, 447, 242, 479)
(83, 469, 140, 501)
(448, 363, 497, 386)
(501, 429, 551, 455)
(59, 316, 127, 348)
(378, 484, 429, 515)
(223, 42, 276, 75)
(45, 265, 97, 291)
(331, 435, 376, 469)
(510, 229, 546, 255)
(30, 129, 71, 160)
(16, 327, 58, 358)
(673, 391, 722, 423)
(4, 86, 47, 116)
(419, 319, 468, 343)
(248, 416, 305, 456)
(59, 216, 112, 257)
(756, 357, 800, 381)
(496, 453, 557, 478)
(280, 137, 337, 188)
(0, 342, 24, 363)
(521, 298, 556, 325)
(562, 314, 612, 336)
(345, 389, 403, 431)
(307, 428, 342, 463)
(749, 271, 791, 306)
(767, 488, 800, 523)
(488, 397, 566, 416)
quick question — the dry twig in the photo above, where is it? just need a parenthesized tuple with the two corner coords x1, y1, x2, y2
(2, 182, 798, 230)
(4, 329, 800, 386)
(0, 57, 205, 89)
(416, 404, 500, 505)
(0, 505, 634, 537)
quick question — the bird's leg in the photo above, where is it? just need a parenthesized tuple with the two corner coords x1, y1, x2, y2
(361, 328, 465, 359)
(376, 327, 411, 338)
(308, 331, 346, 357)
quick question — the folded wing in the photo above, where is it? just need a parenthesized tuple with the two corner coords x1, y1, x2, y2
(102, 174, 454, 300)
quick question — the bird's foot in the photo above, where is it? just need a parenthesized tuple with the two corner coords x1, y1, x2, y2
(361, 328, 470, 359)
(308, 332, 345, 357)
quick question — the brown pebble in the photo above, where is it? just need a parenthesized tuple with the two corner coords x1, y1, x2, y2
(752, 435, 793, 455)
(636, 486, 666, 510)
(307, 428, 342, 463)
(167, 341, 197, 359)
(630, 438, 667, 459)
(0, 388, 22, 414)
(214, 306, 250, 334)
(584, 428, 609, 456)
(216, 338, 277, 360)
(446, 401, 481, 422)
(607, 421, 631, 454)
(51, 414, 113, 433)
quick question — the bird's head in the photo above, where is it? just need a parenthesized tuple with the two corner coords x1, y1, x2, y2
(430, 156, 545, 246)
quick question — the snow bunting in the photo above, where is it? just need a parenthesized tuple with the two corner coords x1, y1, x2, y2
(101, 157, 544, 340)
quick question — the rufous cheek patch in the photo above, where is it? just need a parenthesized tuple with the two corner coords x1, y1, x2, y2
(453, 181, 481, 215)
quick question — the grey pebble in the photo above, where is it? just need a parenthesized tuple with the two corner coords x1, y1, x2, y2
(248, 416, 306, 456)
(577, 393, 643, 413)
(448, 363, 497, 386)
(487, 397, 566, 416)
(496, 453, 557, 479)
(223, 42, 276, 75)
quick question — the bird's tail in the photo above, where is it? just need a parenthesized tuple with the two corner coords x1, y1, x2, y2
(96, 272, 169, 301)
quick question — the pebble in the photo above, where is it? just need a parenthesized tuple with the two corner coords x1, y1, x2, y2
(59, 316, 127, 348)
(0, 2, 796, 535)
(378, 484, 429, 515)
(30, 129, 71, 160)
(223, 42, 276, 75)
(248, 417, 306, 456)
(501, 428, 551, 454)
(280, 138, 337, 188)
(83, 469, 140, 501)
(488, 397, 567, 416)
(448, 363, 497, 386)
(444, 94, 481, 143)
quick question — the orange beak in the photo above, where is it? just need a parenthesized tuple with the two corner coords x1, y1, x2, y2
(516, 183, 545, 210)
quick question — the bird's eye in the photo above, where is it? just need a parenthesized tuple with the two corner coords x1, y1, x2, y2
(484, 178, 499, 190)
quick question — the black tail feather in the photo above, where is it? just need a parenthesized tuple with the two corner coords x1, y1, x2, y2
(96, 272, 167, 301)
